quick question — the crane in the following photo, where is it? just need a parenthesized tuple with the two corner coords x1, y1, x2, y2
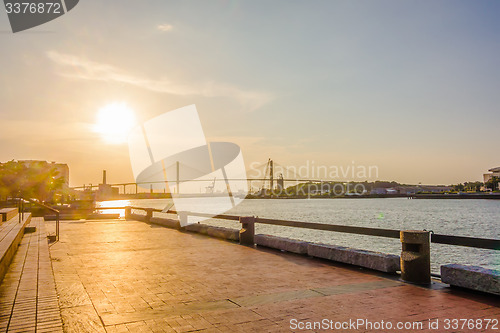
(205, 177, 216, 193)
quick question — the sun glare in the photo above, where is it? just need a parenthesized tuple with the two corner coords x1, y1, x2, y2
(94, 102, 136, 144)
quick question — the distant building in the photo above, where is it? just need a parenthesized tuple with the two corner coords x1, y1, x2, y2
(419, 185, 453, 193)
(310, 189, 330, 195)
(96, 184, 119, 200)
(370, 187, 399, 195)
(378, 185, 453, 195)
(370, 188, 388, 195)
(483, 167, 500, 183)
(483, 167, 500, 190)
(386, 188, 398, 195)
(395, 186, 419, 195)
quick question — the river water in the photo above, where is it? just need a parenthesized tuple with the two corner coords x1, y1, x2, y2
(97, 198, 499, 273)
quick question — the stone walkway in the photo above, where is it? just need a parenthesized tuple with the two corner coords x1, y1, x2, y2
(0, 217, 63, 333)
(46, 219, 499, 332)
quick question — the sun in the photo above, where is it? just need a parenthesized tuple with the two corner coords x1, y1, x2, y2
(94, 102, 136, 144)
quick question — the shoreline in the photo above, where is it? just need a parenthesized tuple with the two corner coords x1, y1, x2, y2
(90, 193, 500, 201)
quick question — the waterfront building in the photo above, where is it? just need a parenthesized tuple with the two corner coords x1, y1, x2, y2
(483, 167, 500, 190)
(420, 185, 453, 193)
(96, 184, 119, 200)
(370, 188, 390, 195)
(483, 167, 500, 183)
(372, 185, 453, 195)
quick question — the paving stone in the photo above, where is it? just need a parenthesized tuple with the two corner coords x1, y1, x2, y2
(2, 218, 494, 332)
(60, 304, 106, 333)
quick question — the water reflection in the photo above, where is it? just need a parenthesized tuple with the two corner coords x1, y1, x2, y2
(95, 200, 131, 218)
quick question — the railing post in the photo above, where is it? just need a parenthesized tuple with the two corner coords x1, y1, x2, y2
(125, 206, 132, 220)
(145, 208, 153, 222)
(400, 230, 431, 284)
(239, 216, 255, 246)
(178, 211, 188, 228)
(56, 212, 60, 241)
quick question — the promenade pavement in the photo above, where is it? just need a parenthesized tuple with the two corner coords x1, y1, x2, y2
(44, 218, 499, 333)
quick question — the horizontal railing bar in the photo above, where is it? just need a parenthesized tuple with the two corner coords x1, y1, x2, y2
(129, 207, 240, 220)
(168, 210, 241, 221)
(431, 234, 500, 250)
(95, 207, 128, 210)
(254, 217, 401, 238)
(129, 206, 163, 212)
(21, 198, 59, 213)
(155, 209, 398, 237)
(127, 206, 499, 250)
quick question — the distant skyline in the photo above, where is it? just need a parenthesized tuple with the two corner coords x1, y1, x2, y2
(1, 1, 499, 186)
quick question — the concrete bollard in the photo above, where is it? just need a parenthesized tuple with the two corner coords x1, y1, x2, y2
(145, 208, 153, 222)
(400, 230, 431, 284)
(239, 216, 255, 246)
(125, 207, 132, 220)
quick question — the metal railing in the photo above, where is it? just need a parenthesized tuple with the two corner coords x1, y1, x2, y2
(19, 198, 60, 241)
(85, 205, 500, 284)
(125, 206, 500, 250)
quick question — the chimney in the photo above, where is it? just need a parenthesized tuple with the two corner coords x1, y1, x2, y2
(103, 170, 107, 185)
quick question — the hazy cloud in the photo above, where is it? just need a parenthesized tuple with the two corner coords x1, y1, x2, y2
(46, 50, 273, 111)
(157, 23, 173, 32)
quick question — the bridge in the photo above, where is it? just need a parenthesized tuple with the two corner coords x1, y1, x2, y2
(70, 159, 347, 195)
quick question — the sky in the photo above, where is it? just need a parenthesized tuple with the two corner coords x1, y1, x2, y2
(0, 0, 499, 187)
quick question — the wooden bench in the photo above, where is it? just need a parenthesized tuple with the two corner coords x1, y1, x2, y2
(0, 217, 63, 332)
(0, 212, 32, 284)
(0, 207, 17, 222)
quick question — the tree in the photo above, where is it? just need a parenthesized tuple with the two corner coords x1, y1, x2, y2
(0, 160, 66, 202)
(485, 177, 500, 191)
(457, 181, 482, 192)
